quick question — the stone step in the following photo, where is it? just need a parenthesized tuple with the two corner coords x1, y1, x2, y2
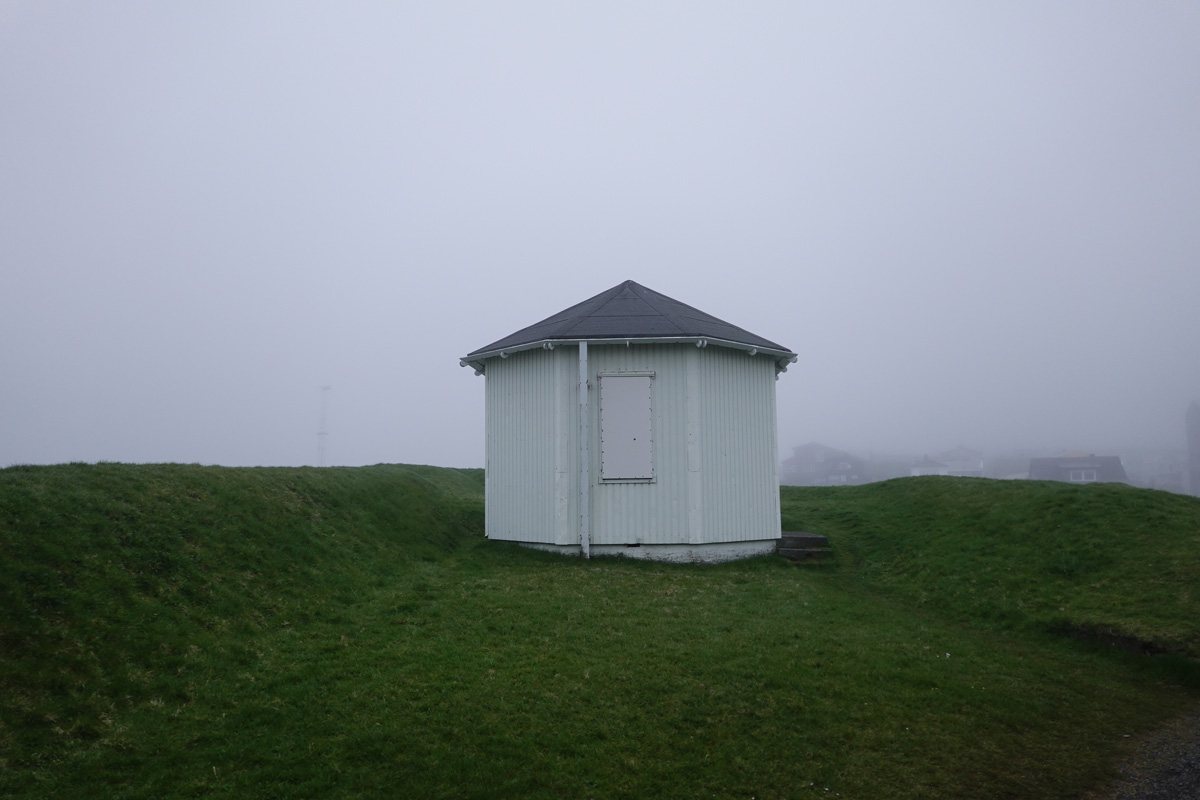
(777, 531, 832, 562)
(777, 547, 831, 561)
(779, 531, 829, 548)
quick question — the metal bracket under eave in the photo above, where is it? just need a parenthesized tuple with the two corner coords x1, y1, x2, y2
(459, 358, 486, 375)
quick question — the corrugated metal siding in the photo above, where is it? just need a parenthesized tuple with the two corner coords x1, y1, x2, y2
(485, 349, 565, 543)
(697, 347, 781, 542)
(589, 344, 690, 545)
(554, 348, 580, 544)
(484, 342, 780, 548)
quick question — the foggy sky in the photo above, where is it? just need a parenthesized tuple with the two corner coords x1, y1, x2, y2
(3, 2, 1199, 469)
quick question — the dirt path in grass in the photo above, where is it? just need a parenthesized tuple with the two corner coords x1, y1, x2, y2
(1081, 708, 1200, 800)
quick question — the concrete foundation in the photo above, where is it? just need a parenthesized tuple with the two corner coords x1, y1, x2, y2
(516, 539, 778, 564)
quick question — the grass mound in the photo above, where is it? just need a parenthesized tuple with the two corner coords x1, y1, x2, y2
(0, 462, 483, 762)
(2, 466, 1197, 798)
(782, 477, 1200, 658)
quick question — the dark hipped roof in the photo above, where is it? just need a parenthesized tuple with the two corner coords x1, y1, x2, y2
(465, 280, 794, 359)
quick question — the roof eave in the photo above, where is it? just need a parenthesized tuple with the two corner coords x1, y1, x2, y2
(460, 336, 798, 376)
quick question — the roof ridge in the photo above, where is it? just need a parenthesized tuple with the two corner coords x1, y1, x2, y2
(535, 282, 630, 338)
(626, 280, 756, 333)
(622, 281, 687, 336)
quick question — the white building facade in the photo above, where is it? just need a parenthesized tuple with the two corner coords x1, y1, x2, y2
(461, 281, 797, 563)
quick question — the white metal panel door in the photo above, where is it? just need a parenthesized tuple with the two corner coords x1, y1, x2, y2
(599, 374, 654, 481)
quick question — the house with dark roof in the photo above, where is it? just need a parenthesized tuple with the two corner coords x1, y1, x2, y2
(781, 443, 868, 486)
(935, 446, 985, 478)
(1028, 454, 1128, 484)
(461, 280, 796, 563)
(1121, 448, 1188, 494)
(1188, 401, 1200, 495)
(910, 455, 950, 477)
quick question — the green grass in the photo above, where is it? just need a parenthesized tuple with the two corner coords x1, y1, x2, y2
(781, 477, 1200, 658)
(2, 466, 1198, 798)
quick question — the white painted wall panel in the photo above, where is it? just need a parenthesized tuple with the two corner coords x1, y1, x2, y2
(484, 341, 780, 550)
(589, 345, 690, 545)
(553, 348, 579, 545)
(697, 347, 781, 542)
(484, 348, 566, 544)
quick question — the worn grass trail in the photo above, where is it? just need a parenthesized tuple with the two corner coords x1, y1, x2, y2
(2, 466, 1198, 798)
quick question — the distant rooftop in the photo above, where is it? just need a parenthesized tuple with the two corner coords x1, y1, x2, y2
(1028, 455, 1128, 483)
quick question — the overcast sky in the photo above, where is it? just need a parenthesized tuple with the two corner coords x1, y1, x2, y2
(3, 2, 1198, 469)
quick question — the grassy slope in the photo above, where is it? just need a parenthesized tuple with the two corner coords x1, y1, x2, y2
(781, 477, 1200, 657)
(1, 466, 1197, 799)
(0, 464, 484, 753)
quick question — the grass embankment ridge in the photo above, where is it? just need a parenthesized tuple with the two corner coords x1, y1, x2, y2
(781, 478, 1200, 659)
(1, 464, 484, 754)
(1, 465, 1198, 799)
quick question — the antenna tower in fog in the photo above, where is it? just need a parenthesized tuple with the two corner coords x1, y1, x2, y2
(317, 385, 332, 467)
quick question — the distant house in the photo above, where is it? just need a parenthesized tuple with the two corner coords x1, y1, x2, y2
(781, 443, 867, 486)
(910, 455, 950, 477)
(935, 446, 985, 478)
(1028, 453, 1128, 484)
(1188, 401, 1200, 496)
(1121, 448, 1188, 494)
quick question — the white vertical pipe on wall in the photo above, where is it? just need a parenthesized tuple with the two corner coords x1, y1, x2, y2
(578, 341, 591, 558)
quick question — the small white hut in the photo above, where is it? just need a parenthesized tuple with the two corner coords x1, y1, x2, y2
(460, 280, 797, 563)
